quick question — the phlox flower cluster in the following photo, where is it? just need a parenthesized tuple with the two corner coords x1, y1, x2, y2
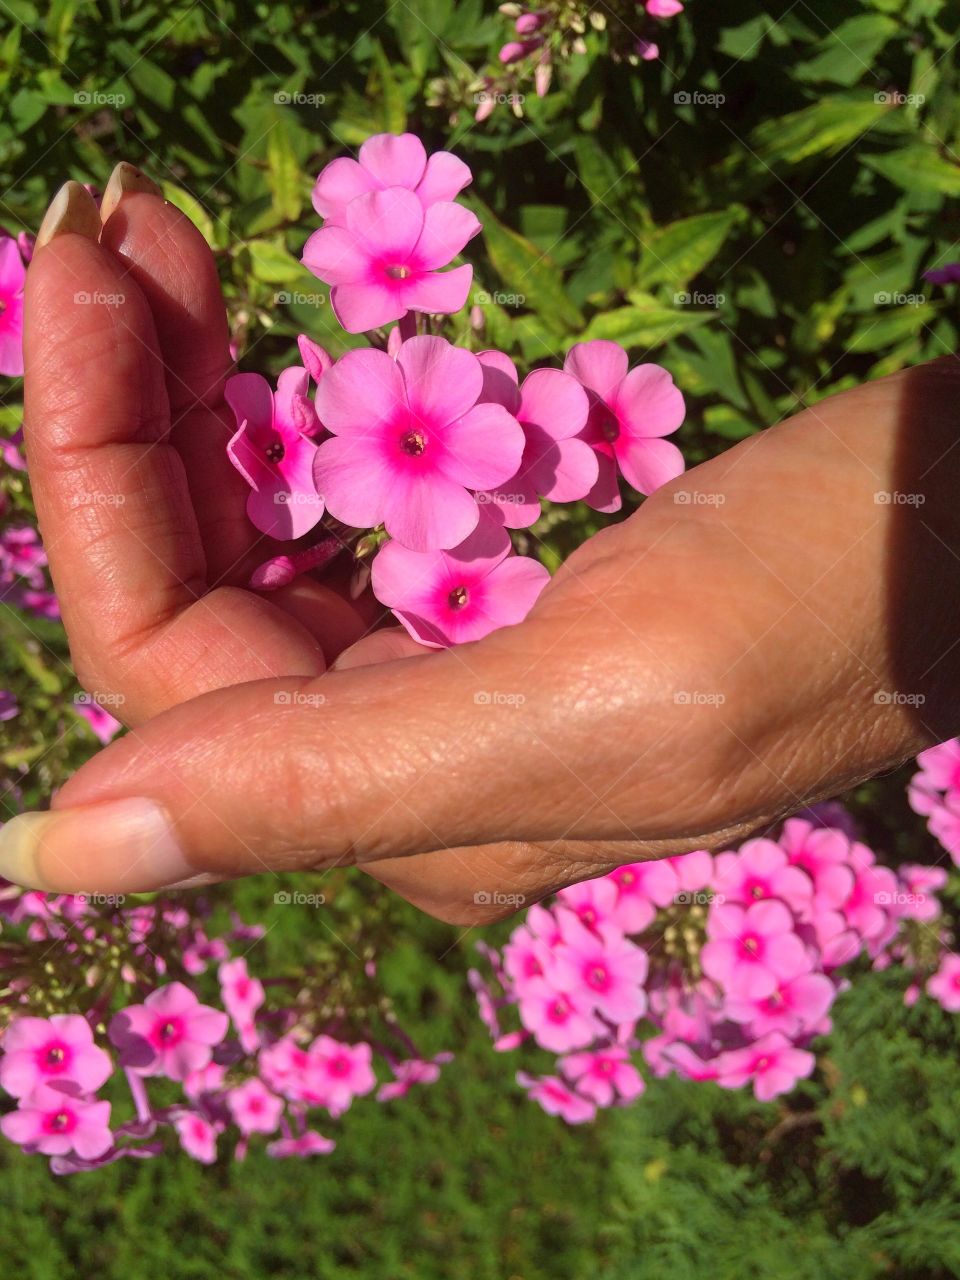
(472, 811, 956, 1123)
(908, 739, 960, 866)
(225, 132, 686, 648)
(0, 888, 451, 1172)
(0, 524, 59, 620)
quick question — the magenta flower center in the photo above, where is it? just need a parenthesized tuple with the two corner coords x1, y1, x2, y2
(600, 410, 620, 443)
(599, 1059, 614, 1074)
(448, 585, 469, 610)
(42, 1042, 69, 1072)
(385, 264, 412, 280)
(330, 1055, 351, 1077)
(580, 907, 597, 926)
(755, 1056, 771, 1072)
(151, 1016, 185, 1048)
(741, 934, 761, 958)
(548, 999, 570, 1023)
(748, 880, 768, 899)
(265, 439, 285, 463)
(399, 428, 427, 457)
(587, 963, 609, 990)
(618, 871, 635, 887)
(45, 1109, 75, 1135)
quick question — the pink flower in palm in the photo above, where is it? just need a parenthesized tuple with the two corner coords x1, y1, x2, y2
(371, 518, 549, 647)
(109, 982, 229, 1081)
(517, 1071, 596, 1123)
(74, 697, 123, 744)
(518, 981, 602, 1053)
(0, 1014, 112, 1098)
(312, 133, 472, 225)
(267, 1130, 336, 1158)
(225, 367, 322, 539)
(560, 1046, 645, 1106)
(563, 340, 685, 511)
(174, 1112, 220, 1164)
(314, 337, 524, 550)
(303, 187, 478, 333)
(700, 900, 809, 999)
(557, 877, 620, 933)
(927, 954, 960, 1012)
(227, 1079, 284, 1135)
(1, 1083, 112, 1158)
(307, 1037, 376, 1116)
(0, 233, 26, 377)
(605, 864, 657, 934)
(715, 1032, 815, 1102)
(551, 916, 649, 1023)
(473, 354, 597, 527)
(218, 958, 264, 1028)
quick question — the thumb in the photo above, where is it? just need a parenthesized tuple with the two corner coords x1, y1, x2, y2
(0, 628, 634, 894)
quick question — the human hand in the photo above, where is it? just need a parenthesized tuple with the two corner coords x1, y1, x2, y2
(4, 172, 960, 923)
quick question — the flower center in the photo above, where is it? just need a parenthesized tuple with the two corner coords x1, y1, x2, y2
(49, 1111, 71, 1132)
(448, 585, 469, 610)
(588, 964, 608, 988)
(157, 1019, 180, 1043)
(599, 1059, 614, 1074)
(742, 935, 759, 956)
(330, 1056, 350, 1076)
(265, 440, 285, 463)
(399, 429, 426, 456)
(750, 882, 765, 898)
(385, 264, 411, 280)
(600, 410, 620, 443)
(45, 1045, 67, 1068)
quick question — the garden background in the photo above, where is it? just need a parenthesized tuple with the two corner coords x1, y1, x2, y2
(3, 1, 960, 1275)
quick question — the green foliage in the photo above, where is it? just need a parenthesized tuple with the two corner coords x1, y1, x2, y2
(3, 1, 960, 1273)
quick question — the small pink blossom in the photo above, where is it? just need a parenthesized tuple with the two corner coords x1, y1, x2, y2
(225, 367, 322, 538)
(314, 337, 524, 551)
(700, 900, 809, 999)
(0, 233, 26, 377)
(267, 1130, 336, 1158)
(174, 1112, 220, 1164)
(563, 340, 685, 511)
(560, 1047, 645, 1106)
(377, 1053, 453, 1101)
(518, 981, 602, 1053)
(307, 1037, 376, 1116)
(646, 0, 684, 16)
(551, 916, 649, 1023)
(715, 1032, 815, 1102)
(713, 838, 812, 914)
(927, 954, 960, 1012)
(109, 982, 229, 1081)
(227, 1079, 284, 1135)
(0, 1015, 112, 1098)
(725, 970, 835, 1038)
(312, 133, 472, 226)
(1, 1083, 112, 1158)
(74, 697, 123, 744)
(517, 1071, 596, 1123)
(605, 864, 657, 934)
(303, 187, 478, 333)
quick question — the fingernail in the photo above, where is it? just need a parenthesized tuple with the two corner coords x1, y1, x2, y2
(0, 798, 194, 894)
(35, 181, 102, 249)
(99, 161, 163, 223)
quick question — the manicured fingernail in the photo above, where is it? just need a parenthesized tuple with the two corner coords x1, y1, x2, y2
(0, 798, 193, 894)
(99, 161, 163, 223)
(35, 181, 102, 249)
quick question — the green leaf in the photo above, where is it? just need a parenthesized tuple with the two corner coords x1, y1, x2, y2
(751, 98, 886, 166)
(160, 182, 216, 245)
(795, 15, 898, 86)
(634, 210, 742, 291)
(848, 301, 937, 353)
(470, 197, 583, 334)
(864, 146, 960, 197)
(575, 298, 712, 351)
(248, 238, 307, 285)
(371, 40, 407, 134)
(266, 120, 303, 223)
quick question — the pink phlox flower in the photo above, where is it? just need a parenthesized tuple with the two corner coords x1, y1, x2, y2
(517, 979, 603, 1053)
(700, 900, 810, 999)
(312, 133, 472, 226)
(563, 340, 685, 512)
(724, 970, 835, 1038)
(516, 1071, 596, 1123)
(550, 916, 648, 1024)
(1, 1082, 112, 1158)
(560, 1046, 645, 1106)
(174, 1111, 221, 1164)
(227, 1078, 284, 1135)
(0, 233, 26, 376)
(928, 954, 960, 1011)
(0, 1014, 112, 1099)
(267, 1130, 336, 1158)
(306, 1037, 376, 1116)
(715, 1032, 815, 1102)
(109, 983, 229, 1080)
(225, 367, 322, 538)
(713, 839, 812, 914)
(376, 1053, 454, 1101)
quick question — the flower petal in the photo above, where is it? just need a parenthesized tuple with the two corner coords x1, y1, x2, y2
(519, 367, 590, 441)
(330, 281, 405, 333)
(613, 363, 685, 438)
(345, 187, 424, 260)
(311, 157, 374, 222)
(415, 151, 473, 205)
(301, 225, 370, 285)
(615, 436, 684, 495)
(439, 401, 525, 489)
(312, 433, 394, 528)
(382, 470, 479, 551)
(415, 201, 481, 269)
(402, 263, 473, 317)
(314, 347, 403, 435)
(564, 340, 629, 401)
(358, 132, 427, 190)
(396, 336, 482, 425)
